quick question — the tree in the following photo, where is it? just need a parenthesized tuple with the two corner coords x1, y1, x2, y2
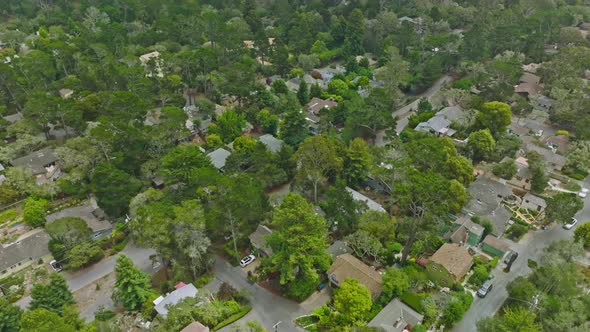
(343, 9, 365, 56)
(493, 159, 518, 179)
(298, 54, 319, 73)
(266, 194, 332, 301)
(344, 138, 372, 186)
(30, 273, 75, 315)
(467, 129, 496, 161)
(210, 110, 246, 143)
(527, 151, 548, 194)
(19, 309, 77, 332)
(345, 230, 383, 263)
(327, 79, 348, 96)
(574, 222, 590, 248)
(171, 200, 211, 279)
(91, 162, 141, 217)
(320, 179, 361, 235)
(112, 255, 152, 311)
(297, 79, 309, 105)
(280, 95, 309, 147)
(45, 217, 92, 249)
(477, 306, 541, 332)
(333, 278, 372, 326)
(545, 193, 583, 224)
(256, 109, 279, 135)
(566, 140, 590, 172)
(295, 135, 343, 203)
(22, 197, 49, 227)
(67, 242, 105, 270)
(358, 210, 396, 244)
(417, 98, 433, 113)
(382, 268, 410, 301)
(476, 102, 512, 135)
(0, 297, 22, 332)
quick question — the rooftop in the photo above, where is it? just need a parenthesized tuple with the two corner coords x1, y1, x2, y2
(207, 148, 231, 170)
(258, 134, 283, 153)
(430, 243, 474, 281)
(524, 143, 567, 169)
(10, 147, 59, 175)
(325, 240, 352, 259)
(368, 298, 424, 332)
(2, 112, 23, 124)
(180, 321, 209, 332)
(482, 235, 510, 252)
(305, 97, 338, 115)
(0, 229, 50, 272)
(154, 283, 198, 317)
(520, 72, 541, 85)
(249, 224, 273, 256)
(346, 187, 386, 213)
(523, 193, 547, 209)
(45, 204, 113, 233)
(327, 253, 383, 299)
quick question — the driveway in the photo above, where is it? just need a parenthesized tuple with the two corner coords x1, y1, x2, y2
(454, 187, 590, 331)
(15, 242, 156, 310)
(205, 256, 306, 332)
(375, 74, 453, 146)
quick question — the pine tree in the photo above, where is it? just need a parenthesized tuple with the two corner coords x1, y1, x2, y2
(112, 255, 152, 310)
(30, 273, 75, 315)
(297, 79, 309, 105)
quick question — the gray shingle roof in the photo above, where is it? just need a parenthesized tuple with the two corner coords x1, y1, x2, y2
(0, 230, 50, 272)
(258, 134, 283, 153)
(154, 283, 199, 317)
(346, 187, 386, 212)
(207, 148, 231, 170)
(368, 298, 424, 332)
(10, 147, 59, 175)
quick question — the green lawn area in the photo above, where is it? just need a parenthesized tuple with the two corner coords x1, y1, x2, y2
(400, 291, 424, 313)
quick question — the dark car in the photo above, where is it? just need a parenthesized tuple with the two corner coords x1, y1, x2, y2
(49, 260, 63, 272)
(504, 251, 518, 265)
(477, 281, 493, 298)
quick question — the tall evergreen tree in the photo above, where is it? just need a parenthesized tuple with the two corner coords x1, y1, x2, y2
(30, 273, 75, 315)
(297, 79, 309, 105)
(112, 255, 152, 311)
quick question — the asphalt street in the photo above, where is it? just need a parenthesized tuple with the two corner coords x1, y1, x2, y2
(454, 180, 590, 332)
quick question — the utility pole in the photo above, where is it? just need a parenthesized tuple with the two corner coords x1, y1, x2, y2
(273, 321, 282, 332)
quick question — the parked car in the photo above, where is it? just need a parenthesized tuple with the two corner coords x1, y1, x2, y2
(239, 254, 256, 268)
(477, 281, 493, 298)
(564, 218, 578, 230)
(504, 251, 519, 265)
(49, 260, 63, 272)
(579, 188, 589, 198)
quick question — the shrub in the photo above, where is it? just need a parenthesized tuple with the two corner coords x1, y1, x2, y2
(493, 159, 517, 179)
(400, 291, 424, 313)
(0, 209, 18, 224)
(212, 305, 252, 331)
(527, 259, 538, 269)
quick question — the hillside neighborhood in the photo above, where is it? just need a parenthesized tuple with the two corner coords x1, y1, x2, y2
(1, 1, 590, 332)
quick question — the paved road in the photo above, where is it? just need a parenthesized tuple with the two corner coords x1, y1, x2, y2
(205, 256, 307, 332)
(375, 74, 453, 146)
(15, 242, 156, 310)
(454, 180, 590, 331)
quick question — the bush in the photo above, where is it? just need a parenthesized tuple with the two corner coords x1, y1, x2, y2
(527, 259, 538, 269)
(212, 305, 252, 331)
(94, 306, 116, 321)
(400, 291, 424, 313)
(0, 209, 19, 224)
(493, 159, 517, 179)
(506, 224, 528, 241)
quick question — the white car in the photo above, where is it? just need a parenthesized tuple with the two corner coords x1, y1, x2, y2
(579, 188, 589, 198)
(239, 255, 256, 268)
(564, 218, 578, 230)
(49, 260, 63, 272)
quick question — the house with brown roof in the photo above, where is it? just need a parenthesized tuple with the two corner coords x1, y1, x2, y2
(426, 243, 473, 286)
(304, 97, 338, 134)
(481, 235, 511, 257)
(515, 72, 542, 98)
(327, 253, 382, 299)
(180, 321, 209, 332)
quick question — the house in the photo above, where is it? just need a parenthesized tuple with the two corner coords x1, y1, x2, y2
(521, 193, 546, 213)
(481, 235, 510, 257)
(304, 97, 338, 134)
(0, 229, 50, 278)
(249, 224, 273, 257)
(522, 63, 542, 74)
(427, 243, 473, 285)
(515, 72, 542, 97)
(325, 240, 352, 259)
(286, 74, 317, 92)
(207, 148, 231, 170)
(154, 283, 199, 317)
(346, 187, 386, 213)
(10, 147, 61, 184)
(444, 217, 485, 246)
(524, 143, 567, 173)
(59, 88, 74, 99)
(180, 321, 209, 332)
(2, 112, 23, 124)
(415, 106, 471, 137)
(139, 51, 163, 78)
(541, 135, 570, 155)
(368, 298, 424, 332)
(45, 204, 113, 240)
(464, 176, 514, 236)
(327, 253, 383, 299)
(533, 95, 553, 112)
(258, 134, 283, 153)
(506, 156, 532, 191)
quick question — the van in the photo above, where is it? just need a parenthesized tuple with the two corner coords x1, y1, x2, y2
(477, 281, 493, 298)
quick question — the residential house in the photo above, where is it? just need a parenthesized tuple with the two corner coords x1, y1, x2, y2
(59, 88, 74, 99)
(414, 106, 471, 137)
(286, 75, 317, 92)
(464, 176, 515, 236)
(139, 51, 163, 78)
(258, 134, 283, 153)
(10, 147, 61, 184)
(426, 243, 474, 285)
(325, 240, 352, 259)
(45, 204, 113, 240)
(2, 112, 23, 124)
(444, 217, 485, 246)
(249, 224, 273, 257)
(207, 148, 231, 171)
(506, 156, 532, 191)
(180, 321, 210, 332)
(515, 72, 542, 97)
(533, 95, 553, 112)
(522, 63, 542, 74)
(368, 298, 424, 332)
(524, 143, 567, 173)
(304, 97, 338, 134)
(327, 253, 383, 299)
(346, 187, 386, 213)
(481, 235, 511, 257)
(522, 193, 546, 213)
(154, 283, 199, 317)
(541, 135, 570, 155)
(0, 229, 50, 278)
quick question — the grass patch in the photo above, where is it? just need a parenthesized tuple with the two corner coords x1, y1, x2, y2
(400, 291, 424, 313)
(564, 181, 582, 192)
(0, 208, 19, 224)
(295, 315, 319, 327)
(212, 305, 252, 331)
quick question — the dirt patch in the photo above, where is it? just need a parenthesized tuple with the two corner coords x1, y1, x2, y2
(74, 271, 116, 313)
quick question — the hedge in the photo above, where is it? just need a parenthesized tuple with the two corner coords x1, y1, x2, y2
(212, 305, 252, 331)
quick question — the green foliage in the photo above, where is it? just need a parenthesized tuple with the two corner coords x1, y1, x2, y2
(327, 79, 348, 96)
(493, 159, 517, 179)
(45, 217, 92, 249)
(441, 291, 473, 327)
(382, 268, 410, 301)
(408, 111, 435, 129)
(467, 129, 496, 161)
(266, 194, 332, 301)
(0, 297, 22, 332)
(22, 197, 49, 227)
(210, 110, 246, 143)
(476, 102, 512, 135)
(112, 255, 152, 311)
(91, 162, 141, 217)
(506, 223, 529, 241)
(527, 151, 548, 194)
(344, 138, 372, 186)
(574, 222, 590, 248)
(255, 109, 279, 135)
(30, 273, 75, 315)
(67, 242, 105, 270)
(320, 179, 361, 236)
(400, 291, 424, 313)
(0, 208, 18, 224)
(161, 144, 212, 184)
(545, 193, 583, 224)
(19, 308, 77, 332)
(212, 305, 252, 331)
(333, 278, 372, 326)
